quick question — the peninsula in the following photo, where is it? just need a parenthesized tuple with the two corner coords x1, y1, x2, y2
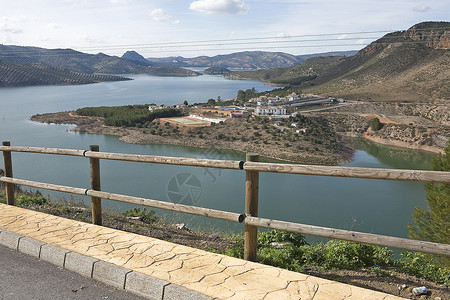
(30, 88, 450, 166)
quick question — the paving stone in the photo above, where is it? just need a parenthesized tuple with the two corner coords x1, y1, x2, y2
(125, 271, 168, 300)
(164, 283, 212, 300)
(0, 229, 22, 249)
(93, 261, 132, 289)
(64, 251, 98, 278)
(0, 204, 407, 300)
(18, 236, 45, 258)
(40, 243, 70, 267)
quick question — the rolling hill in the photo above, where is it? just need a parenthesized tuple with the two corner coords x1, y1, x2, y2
(302, 22, 450, 102)
(227, 22, 449, 102)
(227, 56, 346, 85)
(0, 45, 200, 78)
(0, 61, 131, 87)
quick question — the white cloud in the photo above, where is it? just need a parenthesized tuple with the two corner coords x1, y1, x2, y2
(110, 0, 129, 4)
(0, 15, 26, 23)
(0, 26, 23, 34)
(0, 15, 26, 34)
(277, 33, 292, 38)
(151, 8, 172, 22)
(47, 23, 63, 29)
(355, 39, 367, 45)
(76, 34, 106, 45)
(190, 0, 249, 15)
(413, 5, 431, 12)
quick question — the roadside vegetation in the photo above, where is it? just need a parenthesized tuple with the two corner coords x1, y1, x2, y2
(0, 185, 448, 291)
(224, 231, 449, 287)
(408, 142, 450, 267)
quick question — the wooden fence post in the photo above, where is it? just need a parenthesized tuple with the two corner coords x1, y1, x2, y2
(244, 153, 259, 261)
(89, 145, 102, 225)
(2, 141, 15, 205)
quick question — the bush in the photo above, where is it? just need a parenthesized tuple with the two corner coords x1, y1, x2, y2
(396, 252, 450, 286)
(15, 193, 47, 206)
(370, 117, 383, 131)
(303, 241, 392, 270)
(122, 208, 158, 224)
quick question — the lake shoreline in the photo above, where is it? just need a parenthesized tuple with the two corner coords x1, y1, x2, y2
(30, 111, 355, 165)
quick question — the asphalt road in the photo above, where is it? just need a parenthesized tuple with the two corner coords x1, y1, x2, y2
(0, 244, 148, 300)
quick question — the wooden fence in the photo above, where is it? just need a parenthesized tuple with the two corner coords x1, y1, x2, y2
(1, 141, 449, 261)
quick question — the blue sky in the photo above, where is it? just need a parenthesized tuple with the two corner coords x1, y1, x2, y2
(0, 0, 448, 57)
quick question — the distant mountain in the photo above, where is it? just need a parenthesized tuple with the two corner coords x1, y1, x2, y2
(0, 45, 200, 77)
(0, 61, 131, 87)
(121, 50, 153, 66)
(147, 50, 357, 69)
(227, 56, 346, 85)
(302, 22, 450, 102)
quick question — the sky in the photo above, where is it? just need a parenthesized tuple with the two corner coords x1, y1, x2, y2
(0, 0, 448, 58)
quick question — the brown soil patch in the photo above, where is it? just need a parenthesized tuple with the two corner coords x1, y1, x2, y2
(309, 269, 449, 299)
(363, 114, 400, 124)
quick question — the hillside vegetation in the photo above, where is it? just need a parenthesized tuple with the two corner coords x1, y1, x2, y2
(0, 44, 200, 79)
(0, 61, 130, 87)
(303, 22, 450, 102)
(75, 105, 184, 127)
(228, 22, 449, 102)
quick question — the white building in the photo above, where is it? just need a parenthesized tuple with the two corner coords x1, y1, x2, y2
(288, 92, 300, 101)
(255, 106, 287, 116)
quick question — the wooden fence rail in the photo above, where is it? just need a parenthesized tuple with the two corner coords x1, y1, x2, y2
(1, 142, 449, 260)
(0, 177, 245, 223)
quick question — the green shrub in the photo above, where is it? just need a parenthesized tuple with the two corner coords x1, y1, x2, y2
(225, 231, 394, 273)
(15, 194, 47, 206)
(122, 208, 158, 224)
(396, 252, 450, 286)
(370, 117, 383, 131)
(258, 230, 307, 247)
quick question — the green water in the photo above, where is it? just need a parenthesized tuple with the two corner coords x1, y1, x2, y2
(0, 76, 436, 239)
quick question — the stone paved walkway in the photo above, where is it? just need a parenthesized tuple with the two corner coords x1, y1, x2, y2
(0, 203, 406, 299)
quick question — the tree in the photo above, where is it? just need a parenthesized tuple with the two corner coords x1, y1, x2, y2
(217, 96, 222, 103)
(237, 90, 246, 101)
(207, 98, 216, 106)
(183, 100, 188, 106)
(408, 142, 450, 265)
(370, 117, 383, 131)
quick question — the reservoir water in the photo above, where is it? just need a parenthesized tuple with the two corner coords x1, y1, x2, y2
(0, 74, 435, 239)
